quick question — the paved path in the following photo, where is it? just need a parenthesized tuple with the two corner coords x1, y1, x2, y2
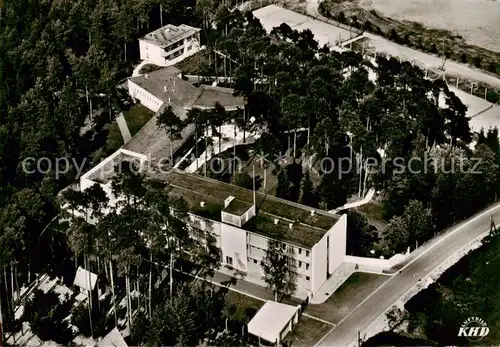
(315, 202, 500, 346)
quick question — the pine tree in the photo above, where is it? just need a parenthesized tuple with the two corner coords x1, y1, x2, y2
(299, 172, 316, 207)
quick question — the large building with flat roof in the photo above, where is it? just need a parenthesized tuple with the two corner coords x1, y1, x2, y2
(79, 149, 347, 298)
(139, 24, 201, 67)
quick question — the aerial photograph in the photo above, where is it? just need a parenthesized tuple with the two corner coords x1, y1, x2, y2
(0, 0, 499, 346)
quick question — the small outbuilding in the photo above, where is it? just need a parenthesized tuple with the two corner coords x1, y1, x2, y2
(73, 266, 98, 295)
(98, 327, 128, 347)
(247, 301, 300, 345)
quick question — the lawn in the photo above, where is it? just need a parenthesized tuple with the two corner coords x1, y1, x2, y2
(174, 50, 213, 75)
(122, 103, 154, 137)
(223, 291, 264, 324)
(306, 272, 389, 324)
(284, 316, 332, 347)
(102, 103, 153, 156)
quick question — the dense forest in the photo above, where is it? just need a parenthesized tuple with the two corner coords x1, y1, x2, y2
(0, 0, 499, 344)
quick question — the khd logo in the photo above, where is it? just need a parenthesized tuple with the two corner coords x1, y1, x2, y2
(458, 317, 489, 341)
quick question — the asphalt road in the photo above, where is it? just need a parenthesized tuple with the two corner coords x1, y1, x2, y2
(315, 202, 500, 347)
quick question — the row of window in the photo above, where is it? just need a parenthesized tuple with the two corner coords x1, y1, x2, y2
(248, 242, 310, 258)
(246, 256, 311, 281)
(167, 49, 183, 60)
(133, 88, 161, 107)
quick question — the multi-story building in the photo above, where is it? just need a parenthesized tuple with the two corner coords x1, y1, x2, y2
(79, 149, 348, 298)
(139, 24, 201, 67)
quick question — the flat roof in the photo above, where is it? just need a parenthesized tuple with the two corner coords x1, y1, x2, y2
(141, 24, 201, 48)
(129, 68, 244, 111)
(148, 170, 340, 248)
(85, 149, 148, 184)
(223, 199, 253, 215)
(129, 66, 200, 108)
(248, 301, 299, 343)
(74, 267, 98, 291)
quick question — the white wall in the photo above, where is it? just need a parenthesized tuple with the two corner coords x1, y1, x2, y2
(128, 79, 164, 113)
(311, 233, 328, 293)
(328, 214, 347, 274)
(221, 223, 248, 272)
(311, 214, 348, 293)
(139, 35, 201, 67)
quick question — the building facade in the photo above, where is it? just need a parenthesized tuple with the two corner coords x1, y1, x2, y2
(78, 149, 348, 299)
(139, 24, 201, 67)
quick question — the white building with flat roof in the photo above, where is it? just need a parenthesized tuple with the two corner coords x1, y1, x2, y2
(139, 24, 201, 67)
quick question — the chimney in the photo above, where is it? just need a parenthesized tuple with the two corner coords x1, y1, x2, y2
(168, 97, 171, 104)
(311, 210, 315, 216)
(288, 223, 293, 229)
(200, 201, 205, 207)
(274, 218, 279, 225)
(145, 74, 149, 79)
(164, 85, 167, 92)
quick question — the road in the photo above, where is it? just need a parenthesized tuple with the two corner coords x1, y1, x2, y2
(315, 202, 500, 347)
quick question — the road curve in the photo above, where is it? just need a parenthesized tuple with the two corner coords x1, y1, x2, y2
(315, 202, 500, 347)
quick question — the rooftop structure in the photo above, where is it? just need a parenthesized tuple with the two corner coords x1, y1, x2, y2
(248, 301, 300, 344)
(142, 24, 201, 49)
(139, 24, 201, 67)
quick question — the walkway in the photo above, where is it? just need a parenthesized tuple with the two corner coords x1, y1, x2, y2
(329, 188, 375, 214)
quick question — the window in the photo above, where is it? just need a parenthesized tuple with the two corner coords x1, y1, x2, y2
(282, 243, 286, 250)
(298, 248, 302, 255)
(247, 257, 250, 262)
(306, 250, 310, 257)
(253, 259, 257, 264)
(306, 276, 310, 281)
(298, 261, 302, 267)
(226, 256, 233, 265)
(187, 45, 192, 51)
(306, 263, 310, 270)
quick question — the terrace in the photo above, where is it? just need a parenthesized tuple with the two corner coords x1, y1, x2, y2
(148, 169, 340, 248)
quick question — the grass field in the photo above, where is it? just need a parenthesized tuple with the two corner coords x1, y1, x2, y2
(223, 291, 264, 324)
(307, 272, 389, 324)
(285, 316, 332, 346)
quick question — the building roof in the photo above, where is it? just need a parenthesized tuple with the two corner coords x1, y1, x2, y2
(129, 67, 244, 112)
(141, 24, 201, 48)
(148, 170, 340, 248)
(223, 198, 253, 216)
(97, 328, 128, 347)
(83, 149, 148, 185)
(73, 267, 98, 292)
(129, 66, 199, 109)
(248, 301, 299, 343)
(189, 85, 244, 111)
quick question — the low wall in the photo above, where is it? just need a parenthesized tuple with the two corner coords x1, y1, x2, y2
(344, 253, 408, 274)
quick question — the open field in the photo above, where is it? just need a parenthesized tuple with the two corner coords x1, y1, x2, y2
(361, 0, 500, 53)
(253, 4, 360, 47)
(306, 272, 389, 324)
(319, 0, 500, 79)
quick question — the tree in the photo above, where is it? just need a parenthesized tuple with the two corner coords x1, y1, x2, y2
(384, 216, 410, 254)
(298, 172, 316, 207)
(346, 211, 379, 256)
(261, 239, 297, 301)
(402, 200, 432, 246)
(157, 105, 184, 167)
(233, 172, 253, 189)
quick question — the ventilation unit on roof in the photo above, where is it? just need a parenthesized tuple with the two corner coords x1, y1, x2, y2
(200, 201, 205, 207)
(288, 223, 293, 229)
(311, 210, 315, 216)
(145, 74, 149, 79)
(164, 86, 167, 92)
(274, 218, 279, 225)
